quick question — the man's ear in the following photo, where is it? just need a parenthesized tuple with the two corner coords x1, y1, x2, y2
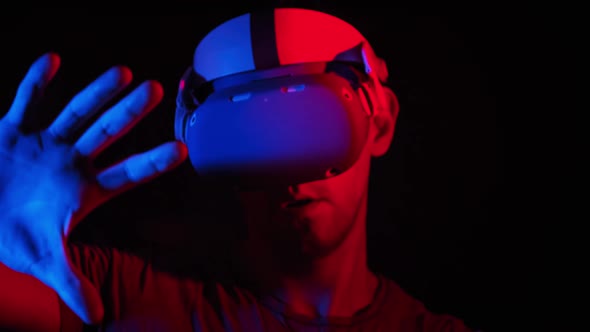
(369, 86, 400, 157)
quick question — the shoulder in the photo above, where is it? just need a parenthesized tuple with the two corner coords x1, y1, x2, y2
(61, 243, 210, 331)
(67, 242, 202, 293)
(376, 275, 475, 332)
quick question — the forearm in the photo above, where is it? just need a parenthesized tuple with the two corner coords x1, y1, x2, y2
(0, 262, 60, 332)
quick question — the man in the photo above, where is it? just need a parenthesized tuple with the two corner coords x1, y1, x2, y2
(0, 7, 475, 331)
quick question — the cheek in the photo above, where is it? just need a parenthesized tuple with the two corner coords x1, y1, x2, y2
(324, 151, 371, 212)
(303, 153, 371, 244)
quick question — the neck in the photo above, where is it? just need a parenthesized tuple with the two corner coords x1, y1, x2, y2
(241, 196, 378, 318)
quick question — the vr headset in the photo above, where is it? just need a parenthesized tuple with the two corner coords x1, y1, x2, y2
(174, 8, 389, 188)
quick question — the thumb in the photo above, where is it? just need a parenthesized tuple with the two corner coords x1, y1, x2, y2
(46, 248, 104, 325)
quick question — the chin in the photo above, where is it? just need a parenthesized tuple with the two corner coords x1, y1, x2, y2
(272, 222, 343, 261)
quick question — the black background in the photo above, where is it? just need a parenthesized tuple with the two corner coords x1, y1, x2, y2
(1, 2, 580, 331)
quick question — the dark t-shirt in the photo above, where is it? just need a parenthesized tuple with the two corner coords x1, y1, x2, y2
(59, 244, 474, 332)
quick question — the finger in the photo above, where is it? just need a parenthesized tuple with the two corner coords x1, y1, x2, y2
(48, 66, 132, 141)
(74, 81, 163, 158)
(96, 141, 187, 194)
(4, 53, 60, 126)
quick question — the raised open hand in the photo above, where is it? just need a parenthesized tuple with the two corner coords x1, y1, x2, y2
(0, 53, 187, 324)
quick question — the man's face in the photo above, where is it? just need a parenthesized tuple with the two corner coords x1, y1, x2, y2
(237, 86, 398, 262)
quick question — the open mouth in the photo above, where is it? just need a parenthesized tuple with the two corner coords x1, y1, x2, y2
(284, 199, 314, 208)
